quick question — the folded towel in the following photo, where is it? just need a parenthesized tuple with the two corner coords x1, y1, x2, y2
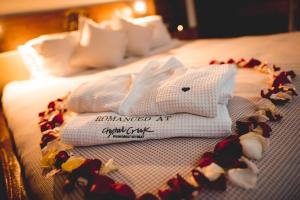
(68, 57, 236, 117)
(120, 58, 236, 117)
(61, 104, 232, 146)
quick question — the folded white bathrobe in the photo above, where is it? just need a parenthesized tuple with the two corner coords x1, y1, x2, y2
(67, 57, 236, 117)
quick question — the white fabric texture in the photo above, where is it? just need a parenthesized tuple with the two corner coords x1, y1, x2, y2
(61, 104, 232, 146)
(120, 60, 236, 117)
(18, 31, 81, 77)
(70, 17, 128, 69)
(134, 15, 172, 49)
(68, 57, 236, 117)
(67, 74, 133, 113)
(118, 17, 153, 56)
(64, 57, 235, 146)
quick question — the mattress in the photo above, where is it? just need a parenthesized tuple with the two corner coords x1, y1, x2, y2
(2, 32, 300, 200)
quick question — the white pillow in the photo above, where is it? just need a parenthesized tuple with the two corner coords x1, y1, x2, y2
(18, 31, 81, 77)
(70, 18, 128, 69)
(134, 15, 172, 49)
(118, 17, 153, 56)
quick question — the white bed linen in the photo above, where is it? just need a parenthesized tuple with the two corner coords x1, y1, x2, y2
(2, 32, 300, 200)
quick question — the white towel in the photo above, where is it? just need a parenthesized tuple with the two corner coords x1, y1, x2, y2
(61, 105, 232, 146)
(67, 57, 236, 117)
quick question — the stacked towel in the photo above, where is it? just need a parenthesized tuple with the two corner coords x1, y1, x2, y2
(62, 57, 236, 146)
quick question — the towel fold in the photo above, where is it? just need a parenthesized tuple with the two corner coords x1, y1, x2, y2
(67, 57, 236, 117)
(63, 57, 236, 146)
(61, 104, 232, 146)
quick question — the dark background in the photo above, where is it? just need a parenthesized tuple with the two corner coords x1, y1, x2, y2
(155, 0, 300, 38)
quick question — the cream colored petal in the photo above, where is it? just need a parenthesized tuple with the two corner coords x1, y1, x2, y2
(196, 162, 225, 181)
(227, 168, 257, 189)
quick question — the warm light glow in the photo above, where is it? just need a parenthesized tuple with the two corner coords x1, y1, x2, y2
(0, 24, 3, 37)
(133, 0, 147, 14)
(121, 6, 133, 18)
(177, 25, 184, 32)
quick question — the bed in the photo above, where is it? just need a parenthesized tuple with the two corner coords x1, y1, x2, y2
(1, 32, 300, 200)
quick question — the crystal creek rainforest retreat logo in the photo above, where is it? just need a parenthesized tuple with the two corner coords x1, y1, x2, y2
(95, 115, 172, 139)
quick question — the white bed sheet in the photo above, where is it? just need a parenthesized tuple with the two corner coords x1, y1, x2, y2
(2, 32, 300, 200)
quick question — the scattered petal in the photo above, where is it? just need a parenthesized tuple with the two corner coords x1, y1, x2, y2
(227, 157, 258, 189)
(61, 156, 86, 173)
(138, 193, 159, 200)
(158, 188, 178, 200)
(40, 132, 58, 149)
(195, 163, 225, 182)
(244, 58, 261, 68)
(54, 151, 70, 169)
(40, 148, 59, 168)
(239, 132, 268, 160)
(236, 120, 256, 135)
(167, 174, 197, 198)
(100, 159, 118, 174)
(111, 183, 136, 200)
(88, 175, 115, 198)
(198, 152, 214, 168)
(192, 169, 226, 191)
(214, 135, 243, 168)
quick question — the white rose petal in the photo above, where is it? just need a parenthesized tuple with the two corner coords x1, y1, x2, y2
(227, 168, 257, 189)
(239, 132, 266, 160)
(227, 157, 258, 189)
(196, 162, 225, 181)
(256, 98, 276, 113)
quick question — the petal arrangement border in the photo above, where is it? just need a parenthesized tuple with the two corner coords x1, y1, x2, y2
(37, 58, 297, 200)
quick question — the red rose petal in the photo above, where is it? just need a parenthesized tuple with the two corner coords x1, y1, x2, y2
(286, 70, 296, 79)
(192, 169, 226, 191)
(272, 65, 281, 72)
(257, 122, 272, 138)
(213, 135, 243, 168)
(272, 72, 292, 87)
(40, 132, 57, 149)
(88, 175, 115, 198)
(198, 152, 214, 168)
(209, 60, 218, 65)
(265, 111, 282, 122)
(40, 120, 53, 132)
(67, 158, 102, 190)
(158, 188, 178, 200)
(63, 178, 75, 192)
(244, 58, 261, 68)
(167, 174, 197, 198)
(138, 193, 158, 200)
(38, 111, 45, 117)
(54, 151, 70, 168)
(51, 112, 64, 126)
(48, 101, 56, 110)
(236, 120, 256, 135)
(232, 160, 248, 169)
(227, 59, 235, 64)
(111, 183, 136, 200)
